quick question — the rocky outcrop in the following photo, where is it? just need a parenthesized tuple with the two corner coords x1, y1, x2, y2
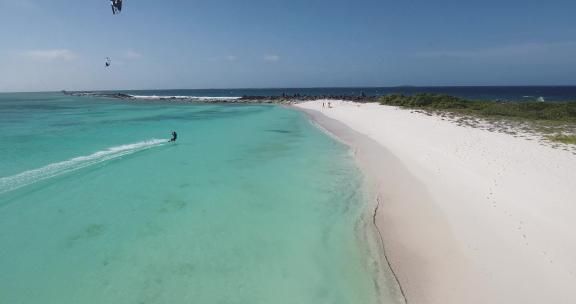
(62, 91, 381, 104)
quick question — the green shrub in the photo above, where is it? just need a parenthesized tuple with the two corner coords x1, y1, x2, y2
(379, 94, 576, 122)
(547, 134, 576, 144)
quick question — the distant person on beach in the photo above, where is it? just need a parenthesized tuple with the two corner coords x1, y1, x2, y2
(323, 102, 325, 108)
(328, 102, 332, 108)
(170, 131, 178, 142)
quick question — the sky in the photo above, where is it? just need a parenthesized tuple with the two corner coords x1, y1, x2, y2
(1, 0, 576, 92)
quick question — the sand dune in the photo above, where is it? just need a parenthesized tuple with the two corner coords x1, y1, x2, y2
(296, 100, 576, 304)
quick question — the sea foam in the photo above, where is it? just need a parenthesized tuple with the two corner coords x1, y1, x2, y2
(129, 95, 241, 101)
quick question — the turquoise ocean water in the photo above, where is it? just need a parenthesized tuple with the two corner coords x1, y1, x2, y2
(0, 93, 398, 303)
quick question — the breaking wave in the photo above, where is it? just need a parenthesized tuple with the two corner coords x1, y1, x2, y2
(129, 95, 241, 101)
(0, 139, 168, 194)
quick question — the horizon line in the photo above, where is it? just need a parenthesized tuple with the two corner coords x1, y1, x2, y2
(3, 84, 576, 94)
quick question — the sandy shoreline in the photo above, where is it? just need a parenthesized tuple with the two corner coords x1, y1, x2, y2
(295, 100, 576, 304)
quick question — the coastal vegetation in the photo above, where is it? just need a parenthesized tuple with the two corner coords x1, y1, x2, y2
(379, 93, 576, 122)
(546, 134, 576, 145)
(379, 93, 576, 145)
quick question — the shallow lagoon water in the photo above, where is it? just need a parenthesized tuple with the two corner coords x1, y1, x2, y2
(0, 93, 397, 303)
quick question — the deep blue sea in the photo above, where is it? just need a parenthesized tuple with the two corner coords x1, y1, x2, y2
(103, 86, 576, 102)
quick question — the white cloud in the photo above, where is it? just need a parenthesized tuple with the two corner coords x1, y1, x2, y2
(264, 55, 280, 62)
(22, 49, 77, 61)
(123, 50, 143, 60)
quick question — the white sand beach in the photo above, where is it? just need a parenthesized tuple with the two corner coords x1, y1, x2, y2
(296, 100, 576, 304)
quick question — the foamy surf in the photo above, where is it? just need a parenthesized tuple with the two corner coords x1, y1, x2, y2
(0, 139, 168, 194)
(129, 95, 241, 101)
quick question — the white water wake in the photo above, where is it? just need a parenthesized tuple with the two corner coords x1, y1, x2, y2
(0, 139, 168, 194)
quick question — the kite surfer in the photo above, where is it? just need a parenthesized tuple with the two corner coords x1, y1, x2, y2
(169, 131, 178, 142)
